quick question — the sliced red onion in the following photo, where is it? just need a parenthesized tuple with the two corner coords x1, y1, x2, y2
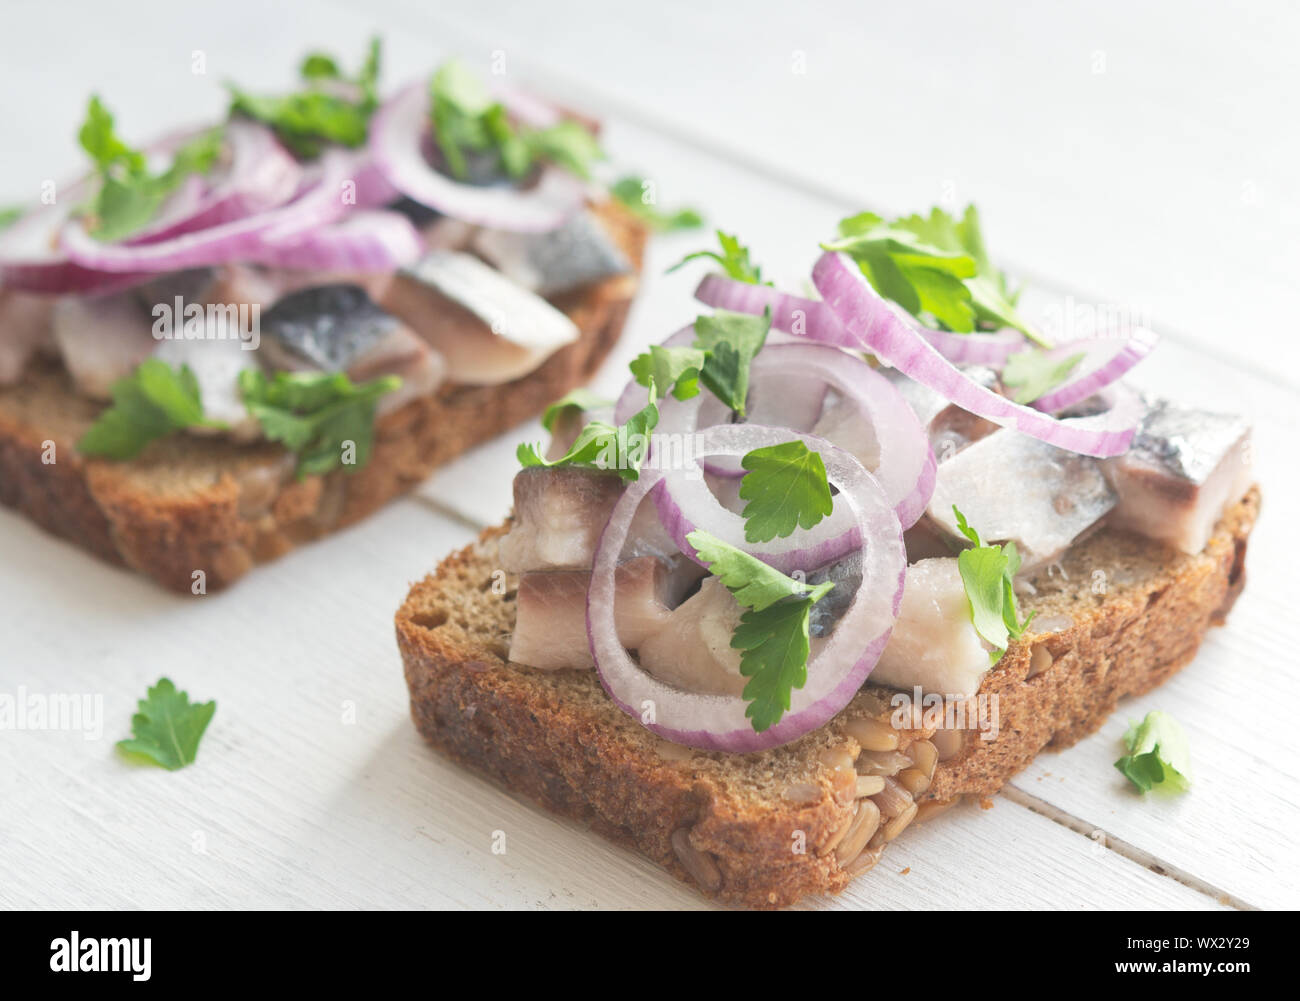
(60, 150, 353, 273)
(249, 209, 423, 271)
(1029, 327, 1159, 413)
(0, 175, 150, 294)
(587, 424, 905, 753)
(812, 251, 1141, 457)
(126, 121, 302, 245)
(694, 273, 1027, 365)
(369, 82, 586, 232)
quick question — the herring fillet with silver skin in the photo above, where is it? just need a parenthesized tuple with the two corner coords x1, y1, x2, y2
(376, 249, 579, 384)
(257, 283, 443, 413)
(926, 427, 1118, 570)
(1103, 397, 1253, 555)
(471, 209, 631, 297)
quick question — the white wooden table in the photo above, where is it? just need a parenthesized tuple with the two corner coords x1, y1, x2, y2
(2, 0, 1297, 910)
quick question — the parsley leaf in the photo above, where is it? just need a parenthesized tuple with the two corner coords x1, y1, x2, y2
(629, 344, 706, 402)
(0, 206, 20, 231)
(609, 176, 703, 231)
(692, 308, 771, 416)
(239, 369, 400, 478)
(687, 530, 833, 732)
(429, 59, 603, 182)
(77, 96, 223, 243)
(687, 530, 832, 611)
(669, 230, 767, 284)
(540, 387, 613, 432)
(518, 384, 659, 483)
(1000, 347, 1085, 404)
(117, 678, 216, 771)
(738, 441, 834, 543)
(1115, 711, 1191, 794)
(952, 505, 1035, 662)
(825, 205, 1048, 347)
(228, 37, 382, 157)
(78, 359, 220, 459)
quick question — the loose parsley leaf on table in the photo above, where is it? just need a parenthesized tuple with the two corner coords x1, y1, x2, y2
(78, 359, 220, 460)
(117, 678, 217, 771)
(1000, 347, 1085, 404)
(239, 369, 400, 478)
(228, 37, 382, 157)
(1114, 710, 1191, 794)
(952, 505, 1035, 662)
(77, 96, 223, 243)
(669, 230, 767, 284)
(738, 440, 834, 544)
(687, 530, 833, 732)
(609, 176, 703, 232)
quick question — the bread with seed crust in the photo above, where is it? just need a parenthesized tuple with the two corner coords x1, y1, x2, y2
(0, 202, 646, 592)
(395, 486, 1259, 909)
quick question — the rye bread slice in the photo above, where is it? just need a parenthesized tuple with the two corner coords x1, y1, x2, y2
(395, 486, 1259, 909)
(0, 203, 647, 592)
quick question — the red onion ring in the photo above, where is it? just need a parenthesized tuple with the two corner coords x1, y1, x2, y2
(812, 251, 1141, 457)
(369, 82, 586, 232)
(249, 209, 423, 271)
(1029, 327, 1159, 413)
(587, 424, 904, 752)
(59, 150, 353, 273)
(694, 274, 1027, 365)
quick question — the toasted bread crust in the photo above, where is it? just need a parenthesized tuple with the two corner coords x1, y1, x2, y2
(396, 487, 1259, 908)
(0, 204, 646, 592)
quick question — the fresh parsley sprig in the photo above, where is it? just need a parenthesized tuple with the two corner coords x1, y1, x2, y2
(1000, 347, 1085, 404)
(228, 37, 382, 157)
(688, 530, 833, 733)
(609, 176, 703, 232)
(1114, 710, 1191, 794)
(668, 230, 767, 284)
(429, 59, 604, 182)
(691, 308, 771, 415)
(78, 359, 224, 459)
(628, 345, 706, 402)
(952, 505, 1035, 662)
(239, 368, 400, 478)
(77, 96, 224, 243)
(738, 441, 834, 543)
(824, 205, 1048, 347)
(117, 678, 216, 771)
(540, 387, 614, 432)
(0, 205, 19, 231)
(518, 383, 660, 483)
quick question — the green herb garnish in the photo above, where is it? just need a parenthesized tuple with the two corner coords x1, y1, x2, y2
(738, 440, 834, 544)
(825, 205, 1047, 346)
(117, 678, 216, 771)
(687, 530, 833, 733)
(540, 387, 613, 432)
(518, 384, 660, 483)
(669, 230, 767, 284)
(238, 368, 400, 478)
(628, 344, 707, 402)
(692, 308, 771, 415)
(1114, 711, 1191, 794)
(0, 205, 22, 231)
(952, 505, 1035, 663)
(228, 37, 382, 157)
(78, 359, 221, 459)
(1001, 347, 1085, 404)
(77, 96, 223, 243)
(609, 176, 703, 231)
(429, 59, 603, 182)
